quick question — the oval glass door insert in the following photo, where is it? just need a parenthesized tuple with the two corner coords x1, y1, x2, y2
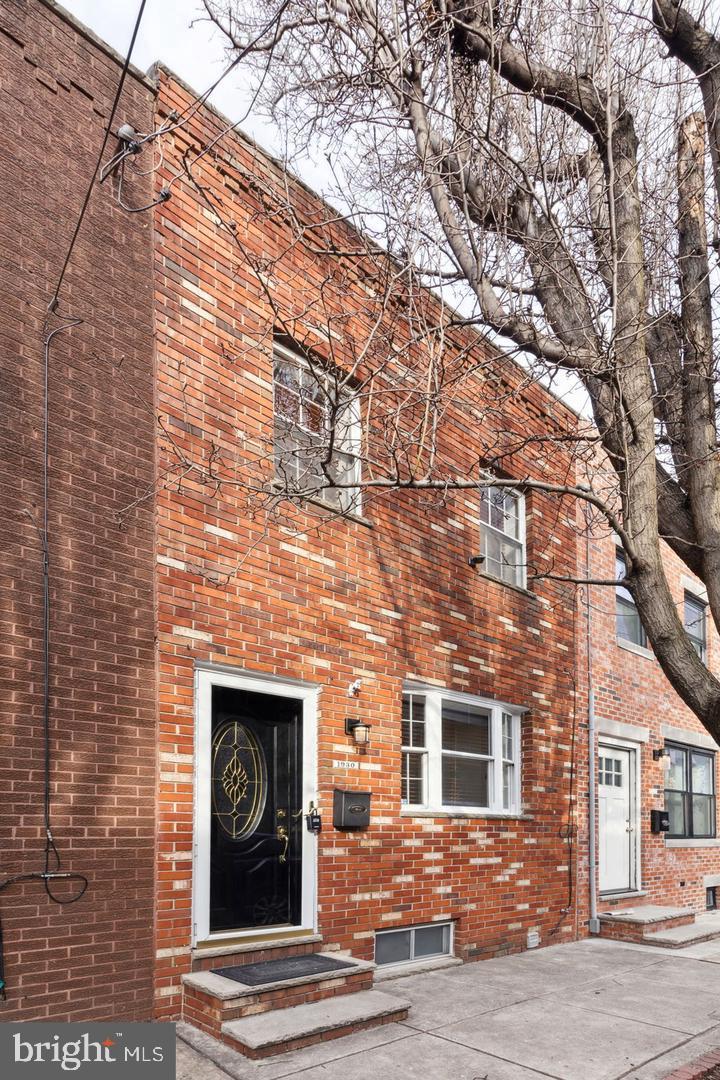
(211, 720, 267, 839)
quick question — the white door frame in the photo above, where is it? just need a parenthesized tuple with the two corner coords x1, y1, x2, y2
(192, 663, 319, 946)
(598, 736, 641, 895)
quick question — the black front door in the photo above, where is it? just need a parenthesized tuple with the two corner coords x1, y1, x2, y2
(210, 685, 303, 933)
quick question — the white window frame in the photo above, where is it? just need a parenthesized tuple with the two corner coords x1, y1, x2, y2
(683, 589, 707, 662)
(192, 664, 319, 946)
(401, 693, 429, 808)
(272, 341, 362, 512)
(479, 478, 527, 589)
(615, 546, 648, 650)
(401, 685, 523, 815)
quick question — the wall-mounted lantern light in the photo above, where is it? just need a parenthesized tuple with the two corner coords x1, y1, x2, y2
(345, 717, 371, 747)
(652, 746, 671, 762)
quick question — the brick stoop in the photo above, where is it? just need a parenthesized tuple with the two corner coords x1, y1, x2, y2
(181, 952, 376, 1039)
(662, 1045, 720, 1079)
(219, 989, 410, 1059)
(598, 905, 696, 944)
(643, 911, 720, 949)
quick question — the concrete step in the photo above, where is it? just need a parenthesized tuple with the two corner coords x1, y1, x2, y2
(598, 905, 695, 943)
(220, 988, 410, 1059)
(182, 953, 375, 1034)
(191, 933, 323, 972)
(642, 912, 720, 949)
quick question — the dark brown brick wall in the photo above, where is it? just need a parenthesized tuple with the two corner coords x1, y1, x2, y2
(0, 0, 157, 1020)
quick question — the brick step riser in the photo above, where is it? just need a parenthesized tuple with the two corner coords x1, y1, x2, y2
(599, 915, 695, 943)
(183, 971, 374, 1035)
(192, 941, 321, 973)
(224, 972, 374, 1021)
(219, 1006, 409, 1060)
(182, 999, 218, 1039)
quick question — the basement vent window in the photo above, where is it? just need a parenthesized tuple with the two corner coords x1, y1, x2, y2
(708, 887, 718, 911)
(375, 922, 452, 967)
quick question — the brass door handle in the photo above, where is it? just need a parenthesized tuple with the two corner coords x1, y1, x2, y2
(276, 825, 289, 863)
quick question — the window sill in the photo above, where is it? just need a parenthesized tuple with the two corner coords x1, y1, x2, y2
(269, 483, 373, 527)
(374, 955, 463, 981)
(400, 809, 533, 820)
(665, 838, 720, 848)
(600, 889, 647, 901)
(617, 638, 654, 661)
(474, 570, 535, 599)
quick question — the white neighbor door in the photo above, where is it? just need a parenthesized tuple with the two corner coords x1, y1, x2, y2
(599, 745, 637, 894)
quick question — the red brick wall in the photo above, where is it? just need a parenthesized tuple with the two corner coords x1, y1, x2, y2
(583, 521, 720, 912)
(0, 1, 157, 1020)
(152, 71, 584, 1017)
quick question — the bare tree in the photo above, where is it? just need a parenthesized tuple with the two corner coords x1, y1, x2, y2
(193, 0, 720, 740)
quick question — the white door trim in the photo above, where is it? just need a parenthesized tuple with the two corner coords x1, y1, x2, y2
(192, 665, 319, 946)
(598, 736, 642, 895)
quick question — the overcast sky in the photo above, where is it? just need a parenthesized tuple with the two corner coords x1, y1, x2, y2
(60, 0, 587, 414)
(61, 0, 304, 175)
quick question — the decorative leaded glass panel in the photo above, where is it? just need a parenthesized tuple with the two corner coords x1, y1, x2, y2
(211, 721, 267, 840)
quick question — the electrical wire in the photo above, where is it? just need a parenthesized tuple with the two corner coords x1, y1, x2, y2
(99, 3, 291, 190)
(102, 0, 293, 211)
(48, 0, 148, 311)
(116, 157, 170, 213)
(0, 324, 89, 1002)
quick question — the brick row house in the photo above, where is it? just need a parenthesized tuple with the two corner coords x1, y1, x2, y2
(0, 0, 157, 1023)
(1, 0, 718, 1047)
(582, 506, 720, 933)
(151, 64, 583, 1032)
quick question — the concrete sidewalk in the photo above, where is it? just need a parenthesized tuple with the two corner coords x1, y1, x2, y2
(177, 935, 720, 1080)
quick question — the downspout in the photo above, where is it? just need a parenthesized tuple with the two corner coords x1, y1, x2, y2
(585, 525, 600, 934)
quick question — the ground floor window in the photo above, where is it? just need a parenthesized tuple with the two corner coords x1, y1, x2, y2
(665, 742, 716, 839)
(375, 922, 452, 966)
(401, 687, 522, 814)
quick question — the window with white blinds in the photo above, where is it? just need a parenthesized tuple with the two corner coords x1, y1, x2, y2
(401, 688, 522, 813)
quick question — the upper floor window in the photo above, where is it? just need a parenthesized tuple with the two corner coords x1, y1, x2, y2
(615, 550, 647, 649)
(684, 592, 707, 661)
(665, 742, 716, 839)
(479, 483, 526, 588)
(401, 688, 522, 814)
(273, 343, 361, 513)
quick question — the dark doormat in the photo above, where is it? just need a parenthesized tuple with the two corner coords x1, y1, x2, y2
(214, 953, 356, 986)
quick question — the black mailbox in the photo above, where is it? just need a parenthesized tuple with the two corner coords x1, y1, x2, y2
(333, 788, 371, 830)
(651, 808, 670, 834)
